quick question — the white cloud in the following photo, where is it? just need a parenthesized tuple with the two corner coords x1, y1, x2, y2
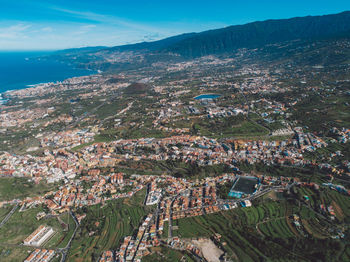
(80, 24, 96, 30)
(0, 23, 31, 39)
(42, 26, 53, 32)
(73, 24, 97, 35)
(50, 6, 169, 35)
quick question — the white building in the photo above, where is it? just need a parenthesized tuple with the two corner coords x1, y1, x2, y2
(23, 225, 55, 247)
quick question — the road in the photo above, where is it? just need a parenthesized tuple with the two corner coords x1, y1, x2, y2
(57, 211, 79, 262)
(0, 203, 19, 229)
(168, 196, 178, 239)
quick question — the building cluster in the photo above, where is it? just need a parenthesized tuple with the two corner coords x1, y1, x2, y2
(0, 122, 341, 188)
(6, 74, 122, 99)
(39, 128, 96, 149)
(322, 182, 350, 196)
(101, 129, 327, 168)
(0, 149, 81, 183)
(115, 213, 160, 261)
(166, 237, 201, 257)
(98, 173, 257, 261)
(294, 127, 328, 151)
(330, 127, 350, 143)
(45, 172, 148, 213)
(23, 225, 54, 247)
(205, 106, 246, 119)
(145, 181, 162, 205)
(169, 185, 219, 220)
(99, 250, 114, 262)
(24, 249, 55, 262)
(0, 107, 55, 128)
(238, 68, 277, 93)
(186, 98, 247, 119)
(95, 172, 347, 261)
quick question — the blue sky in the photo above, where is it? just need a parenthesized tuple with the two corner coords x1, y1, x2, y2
(0, 0, 349, 50)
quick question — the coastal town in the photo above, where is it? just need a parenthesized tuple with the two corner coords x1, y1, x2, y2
(0, 37, 349, 262)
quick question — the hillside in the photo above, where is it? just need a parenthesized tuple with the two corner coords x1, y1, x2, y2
(54, 11, 350, 63)
(166, 11, 350, 57)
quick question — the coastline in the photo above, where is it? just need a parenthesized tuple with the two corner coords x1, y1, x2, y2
(0, 73, 99, 107)
(0, 51, 99, 105)
(0, 94, 7, 105)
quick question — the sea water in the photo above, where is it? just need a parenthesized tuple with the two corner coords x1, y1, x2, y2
(0, 51, 95, 94)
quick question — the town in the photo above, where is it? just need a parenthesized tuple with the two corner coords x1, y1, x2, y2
(0, 36, 349, 262)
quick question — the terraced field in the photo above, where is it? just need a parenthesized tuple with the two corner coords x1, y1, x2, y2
(325, 190, 350, 221)
(301, 218, 328, 239)
(339, 245, 350, 261)
(173, 198, 346, 261)
(258, 218, 295, 238)
(67, 189, 152, 262)
(174, 201, 300, 261)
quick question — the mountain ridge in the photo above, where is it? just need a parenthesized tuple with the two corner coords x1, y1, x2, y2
(54, 11, 350, 67)
(165, 11, 350, 57)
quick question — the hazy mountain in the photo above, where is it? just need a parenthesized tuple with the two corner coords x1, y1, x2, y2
(54, 11, 350, 68)
(165, 11, 350, 57)
(106, 32, 197, 52)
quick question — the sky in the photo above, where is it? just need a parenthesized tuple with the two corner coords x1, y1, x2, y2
(0, 0, 349, 51)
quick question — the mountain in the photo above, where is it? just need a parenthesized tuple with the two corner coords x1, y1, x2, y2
(165, 11, 350, 57)
(53, 11, 350, 68)
(106, 32, 196, 52)
(54, 46, 107, 55)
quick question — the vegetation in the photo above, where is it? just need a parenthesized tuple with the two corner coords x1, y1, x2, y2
(0, 246, 36, 262)
(172, 198, 346, 261)
(68, 189, 153, 262)
(0, 206, 65, 246)
(143, 246, 195, 262)
(0, 177, 57, 201)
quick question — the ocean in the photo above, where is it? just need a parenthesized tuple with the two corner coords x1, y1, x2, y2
(0, 51, 95, 95)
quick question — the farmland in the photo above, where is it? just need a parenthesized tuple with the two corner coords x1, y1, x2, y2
(0, 177, 57, 201)
(0, 206, 62, 245)
(67, 189, 153, 262)
(172, 198, 345, 261)
(0, 246, 36, 262)
(0, 206, 11, 221)
(0, 205, 70, 262)
(142, 246, 195, 262)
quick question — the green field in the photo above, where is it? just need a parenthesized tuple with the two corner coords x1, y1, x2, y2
(172, 199, 344, 261)
(258, 218, 295, 238)
(0, 206, 72, 262)
(0, 206, 11, 221)
(54, 212, 77, 249)
(67, 188, 152, 262)
(0, 206, 61, 245)
(142, 246, 195, 262)
(237, 162, 330, 185)
(0, 177, 57, 201)
(0, 246, 36, 262)
(325, 190, 350, 221)
(191, 116, 270, 139)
